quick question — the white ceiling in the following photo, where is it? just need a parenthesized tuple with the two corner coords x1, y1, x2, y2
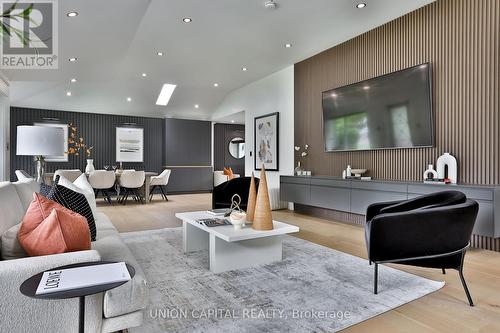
(4, 0, 434, 120)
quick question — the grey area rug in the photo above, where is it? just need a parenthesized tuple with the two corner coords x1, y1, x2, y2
(123, 228, 444, 333)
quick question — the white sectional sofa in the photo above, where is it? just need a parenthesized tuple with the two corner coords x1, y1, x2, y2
(0, 180, 149, 333)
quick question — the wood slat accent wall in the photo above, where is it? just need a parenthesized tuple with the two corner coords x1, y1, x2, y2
(295, 0, 500, 185)
(10, 107, 165, 181)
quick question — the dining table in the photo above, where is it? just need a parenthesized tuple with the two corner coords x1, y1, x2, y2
(43, 171, 159, 204)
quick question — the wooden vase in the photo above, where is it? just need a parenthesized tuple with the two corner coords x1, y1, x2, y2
(246, 172, 257, 223)
(253, 165, 273, 230)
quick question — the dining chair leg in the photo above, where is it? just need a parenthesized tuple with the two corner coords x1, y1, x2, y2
(149, 185, 156, 201)
(160, 186, 168, 201)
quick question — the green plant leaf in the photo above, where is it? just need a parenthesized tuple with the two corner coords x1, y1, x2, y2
(2, 2, 18, 17)
(20, 4, 32, 19)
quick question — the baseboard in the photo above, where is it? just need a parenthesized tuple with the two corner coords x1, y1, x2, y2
(294, 204, 500, 253)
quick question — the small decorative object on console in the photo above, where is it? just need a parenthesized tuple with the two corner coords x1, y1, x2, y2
(423, 164, 438, 180)
(437, 153, 458, 184)
(351, 168, 367, 177)
(346, 165, 352, 177)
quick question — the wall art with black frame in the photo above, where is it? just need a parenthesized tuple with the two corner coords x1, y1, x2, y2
(254, 112, 279, 171)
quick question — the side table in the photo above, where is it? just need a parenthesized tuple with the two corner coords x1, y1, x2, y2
(20, 261, 135, 333)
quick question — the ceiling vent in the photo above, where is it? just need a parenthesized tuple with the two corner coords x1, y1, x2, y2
(264, 1, 277, 9)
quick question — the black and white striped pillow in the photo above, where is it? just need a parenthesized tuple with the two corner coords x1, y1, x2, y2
(47, 184, 97, 241)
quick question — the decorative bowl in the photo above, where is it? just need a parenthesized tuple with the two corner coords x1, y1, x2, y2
(351, 169, 367, 176)
(229, 211, 247, 230)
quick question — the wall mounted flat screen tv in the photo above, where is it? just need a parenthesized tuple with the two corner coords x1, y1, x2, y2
(322, 63, 433, 152)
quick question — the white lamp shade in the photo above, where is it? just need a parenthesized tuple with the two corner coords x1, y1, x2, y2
(16, 125, 65, 156)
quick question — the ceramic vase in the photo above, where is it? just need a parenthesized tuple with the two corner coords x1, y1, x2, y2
(436, 153, 457, 184)
(85, 159, 95, 174)
(423, 164, 438, 180)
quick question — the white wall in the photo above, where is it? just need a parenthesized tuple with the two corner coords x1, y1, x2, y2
(212, 66, 294, 190)
(0, 73, 9, 181)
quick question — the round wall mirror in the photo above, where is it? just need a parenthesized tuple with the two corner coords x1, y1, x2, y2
(229, 137, 245, 159)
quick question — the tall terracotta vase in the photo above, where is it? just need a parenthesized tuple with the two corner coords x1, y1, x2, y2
(246, 172, 257, 223)
(253, 165, 273, 230)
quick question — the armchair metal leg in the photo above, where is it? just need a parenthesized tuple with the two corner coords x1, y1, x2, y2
(458, 251, 474, 306)
(374, 263, 378, 294)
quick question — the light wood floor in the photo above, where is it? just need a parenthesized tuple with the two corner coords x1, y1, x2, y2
(98, 194, 500, 332)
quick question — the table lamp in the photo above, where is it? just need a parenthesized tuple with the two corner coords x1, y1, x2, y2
(16, 125, 65, 183)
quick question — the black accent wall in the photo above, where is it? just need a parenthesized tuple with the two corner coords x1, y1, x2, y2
(10, 107, 165, 181)
(164, 118, 213, 193)
(214, 123, 245, 175)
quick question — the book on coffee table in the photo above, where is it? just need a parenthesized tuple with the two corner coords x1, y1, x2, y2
(36, 262, 131, 295)
(196, 218, 232, 227)
(206, 208, 230, 216)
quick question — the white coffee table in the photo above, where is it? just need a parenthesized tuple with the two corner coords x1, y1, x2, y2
(175, 211, 300, 273)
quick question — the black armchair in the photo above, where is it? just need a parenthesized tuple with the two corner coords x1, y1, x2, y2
(212, 177, 259, 210)
(365, 190, 479, 306)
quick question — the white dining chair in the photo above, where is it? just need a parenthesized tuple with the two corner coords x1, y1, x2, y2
(54, 169, 82, 183)
(88, 170, 116, 204)
(117, 170, 145, 205)
(149, 169, 171, 201)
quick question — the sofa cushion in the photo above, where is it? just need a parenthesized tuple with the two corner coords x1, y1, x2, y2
(18, 193, 91, 256)
(94, 212, 118, 232)
(13, 179, 39, 211)
(0, 182, 25, 238)
(1, 223, 27, 260)
(92, 234, 148, 318)
(47, 184, 97, 241)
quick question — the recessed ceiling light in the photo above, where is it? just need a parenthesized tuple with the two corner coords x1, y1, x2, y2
(194, 104, 199, 109)
(213, 83, 219, 87)
(66, 91, 72, 96)
(157, 51, 163, 56)
(67, 12, 78, 17)
(142, 73, 147, 77)
(331, 93, 337, 98)
(70, 78, 77, 83)
(127, 97, 132, 102)
(363, 85, 370, 90)
(242, 67, 248, 71)
(285, 43, 292, 48)
(182, 18, 192, 23)
(231, 120, 235, 123)
(156, 84, 177, 106)
(69, 57, 77, 62)
(356, 3, 367, 9)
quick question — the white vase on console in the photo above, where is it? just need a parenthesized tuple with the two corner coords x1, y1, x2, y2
(423, 164, 438, 180)
(436, 153, 457, 184)
(85, 159, 95, 174)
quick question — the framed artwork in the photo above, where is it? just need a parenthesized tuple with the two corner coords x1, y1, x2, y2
(34, 122, 68, 162)
(254, 112, 279, 171)
(116, 127, 144, 162)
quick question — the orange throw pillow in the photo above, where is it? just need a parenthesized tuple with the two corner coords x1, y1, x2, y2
(18, 193, 91, 256)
